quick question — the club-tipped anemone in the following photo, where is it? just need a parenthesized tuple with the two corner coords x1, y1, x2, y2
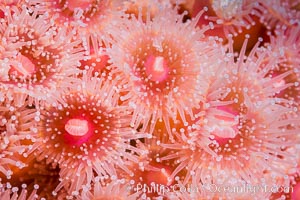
(157, 36, 300, 192)
(79, 177, 141, 200)
(264, 25, 300, 105)
(107, 6, 221, 140)
(28, 70, 149, 195)
(0, 100, 38, 180)
(28, 0, 123, 55)
(161, 100, 299, 199)
(192, 0, 264, 37)
(117, 135, 184, 199)
(167, 35, 296, 151)
(210, 35, 297, 113)
(269, 146, 300, 199)
(0, 6, 84, 107)
(158, 36, 300, 190)
(255, 0, 300, 29)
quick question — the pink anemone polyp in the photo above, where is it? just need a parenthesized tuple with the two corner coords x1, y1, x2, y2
(107, 7, 218, 138)
(42, 93, 116, 151)
(31, 71, 149, 194)
(0, 6, 84, 106)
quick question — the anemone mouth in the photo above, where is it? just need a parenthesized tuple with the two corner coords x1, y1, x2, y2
(6, 44, 58, 87)
(268, 64, 300, 103)
(144, 55, 169, 82)
(9, 54, 36, 78)
(41, 93, 119, 151)
(208, 116, 251, 156)
(130, 37, 187, 93)
(65, 118, 89, 137)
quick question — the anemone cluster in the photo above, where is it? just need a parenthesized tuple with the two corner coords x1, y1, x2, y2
(0, 0, 300, 200)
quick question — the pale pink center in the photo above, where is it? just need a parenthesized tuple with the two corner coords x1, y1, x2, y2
(65, 118, 89, 136)
(211, 106, 239, 140)
(11, 54, 35, 77)
(66, 0, 93, 11)
(292, 182, 300, 200)
(273, 79, 286, 88)
(210, 124, 237, 139)
(144, 55, 169, 82)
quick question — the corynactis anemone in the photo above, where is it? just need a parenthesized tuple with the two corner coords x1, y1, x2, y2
(1, 0, 300, 199)
(192, 0, 263, 37)
(203, 36, 294, 117)
(29, 0, 123, 54)
(270, 147, 300, 200)
(107, 6, 220, 139)
(0, 6, 84, 107)
(264, 25, 300, 105)
(80, 177, 141, 200)
(161, 100, 299, 199)
(257, 0, 300, 28)
(0, 99, 38, 180)
(121, 135, 183, 199)
(29, 70, 149, 196)
(158, 37, 300, 197)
